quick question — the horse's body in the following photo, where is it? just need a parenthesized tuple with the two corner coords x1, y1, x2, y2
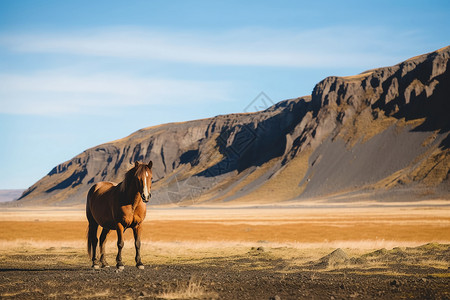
(86, 161, 153, 269)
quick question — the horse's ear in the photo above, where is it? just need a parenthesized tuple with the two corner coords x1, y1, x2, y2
(135, 161, 140, 168)
(148, 161, 153, 169)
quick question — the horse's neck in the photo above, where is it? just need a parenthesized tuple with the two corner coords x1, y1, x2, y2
(118, 180, 141, 208)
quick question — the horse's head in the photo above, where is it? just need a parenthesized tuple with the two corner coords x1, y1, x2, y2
(133, 161, 153, 203)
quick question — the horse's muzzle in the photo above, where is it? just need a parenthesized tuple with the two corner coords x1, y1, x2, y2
(141, 192, 151, 203)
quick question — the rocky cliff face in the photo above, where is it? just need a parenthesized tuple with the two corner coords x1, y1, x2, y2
(18, 46, 450, 205)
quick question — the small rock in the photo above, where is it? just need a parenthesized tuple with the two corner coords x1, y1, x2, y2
(390, 279, 400, 287)
(139, 291, 146, 297)
(269, 296, 281, 300)
(257, 246, 265, 252)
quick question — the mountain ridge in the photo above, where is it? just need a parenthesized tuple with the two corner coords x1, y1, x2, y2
(16, 46, 450, 206)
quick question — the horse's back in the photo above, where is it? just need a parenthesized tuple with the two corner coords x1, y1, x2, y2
(86, 181, 118, 228)
(88, 181, 116, 198)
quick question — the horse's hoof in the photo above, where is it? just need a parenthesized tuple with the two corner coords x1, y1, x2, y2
(137, 264, 145, 270)
(92, 264, 100, 270)
(101, 264, 110, 268)
(117, 265, 125, 270)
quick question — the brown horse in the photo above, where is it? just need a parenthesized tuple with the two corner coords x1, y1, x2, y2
(86, 161, 153, 269)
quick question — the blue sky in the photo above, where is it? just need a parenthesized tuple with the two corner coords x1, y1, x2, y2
(0, 0, 449, 189)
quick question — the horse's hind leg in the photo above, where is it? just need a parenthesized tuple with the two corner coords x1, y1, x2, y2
(87, 220, 99, 269)
(99, 228, 110, 268)
(133, 225, 144, 269)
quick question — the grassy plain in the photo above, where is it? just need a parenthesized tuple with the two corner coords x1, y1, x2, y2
(1, 202, 449, 247)
(1, 201, 449, 299)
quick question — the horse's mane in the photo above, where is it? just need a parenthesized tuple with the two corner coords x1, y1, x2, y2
(119, 164, 147, 193)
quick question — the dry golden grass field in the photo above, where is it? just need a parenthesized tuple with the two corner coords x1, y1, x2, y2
(1, 201, 449, 246)
(1, 201, 449, 299)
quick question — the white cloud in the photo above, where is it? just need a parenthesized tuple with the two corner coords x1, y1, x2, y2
(0, 26, 414, 68)
(0, 72, 232, 115)
(0, 26, 424, 116)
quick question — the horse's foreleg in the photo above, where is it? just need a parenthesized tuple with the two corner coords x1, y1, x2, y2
(116, 223, 125, 269)
(99, 228, 110, 268)
(133, 225, 144, 269)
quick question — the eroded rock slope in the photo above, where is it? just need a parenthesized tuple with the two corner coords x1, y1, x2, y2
(18, 46, 450, 205)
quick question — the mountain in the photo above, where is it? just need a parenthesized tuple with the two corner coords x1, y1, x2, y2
(17, 46, 450, 206)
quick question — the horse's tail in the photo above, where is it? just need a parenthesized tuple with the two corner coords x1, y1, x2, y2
(86, 215, 98, 258)
(86, 185, 98, 258)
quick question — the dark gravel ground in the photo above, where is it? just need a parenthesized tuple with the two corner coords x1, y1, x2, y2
(0, 263, 449, 299)
(1, 245, 449, 299)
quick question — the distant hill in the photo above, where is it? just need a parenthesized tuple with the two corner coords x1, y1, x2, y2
(17, 46, 450, 206)
(0, 190, 25, 203)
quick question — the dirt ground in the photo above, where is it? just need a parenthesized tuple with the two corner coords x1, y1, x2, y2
(0, 243, 449, 299)
(0, 203, 449, 299)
